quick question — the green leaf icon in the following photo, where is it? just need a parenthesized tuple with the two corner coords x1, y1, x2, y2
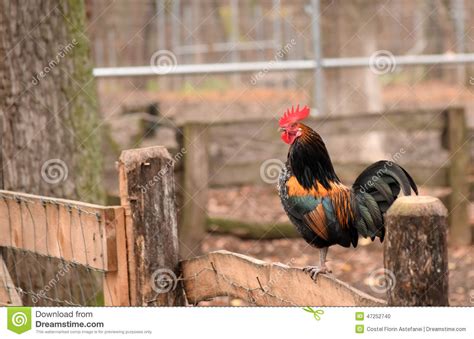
(7, 307, 32, 334)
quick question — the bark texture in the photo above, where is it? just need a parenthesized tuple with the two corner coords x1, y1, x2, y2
(0, 0, 103, 202)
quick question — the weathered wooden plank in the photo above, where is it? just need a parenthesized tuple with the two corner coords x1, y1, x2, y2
(207, 217, 299, 239)
(181, 250, 385, 306)
(180, 123, 209, 259)
(118, 146, 186, 306)
(208, 161, 449, 188)
(0, 255, 22, 306)
(103, 207, 130, 306)
(0, 190, 118, 271)
(196, 108, 444, 131)
(446, 108, 470, 245)
(206, 110, 444, 161)
(385, 196, 448, 305)
(333, 162, 449, 187)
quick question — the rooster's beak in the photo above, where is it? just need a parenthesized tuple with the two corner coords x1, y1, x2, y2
(278, 127, 285, 132)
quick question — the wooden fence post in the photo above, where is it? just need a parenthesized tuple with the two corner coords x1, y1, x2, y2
(446, 108, 470, 245)
(118, 146, 186, 306)
(384, 196, 448, 306)
(179, 123, 209, 259)
(103, 207, 130, 306)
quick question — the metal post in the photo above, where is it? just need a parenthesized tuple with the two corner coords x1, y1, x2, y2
(171, 0, 181, 90)
(311, 0, 324, 115)
(272, 0, 283, 90)
(192, 0, 201, 63)
(255, 5, 265, 61)
(172, 0, 181, 50)
(155, 0, 166, 89)
(107, 30, 117, 67)
(156, 0, 165, 51)
(273, 0, 282, 51)
(452, 0, 466, 84)
(230, 0, 240, 84)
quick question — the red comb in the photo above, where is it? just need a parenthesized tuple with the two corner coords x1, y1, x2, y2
(279, 105, 310, 127)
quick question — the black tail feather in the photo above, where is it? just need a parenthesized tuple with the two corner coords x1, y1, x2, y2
(352, 160, 418, 241)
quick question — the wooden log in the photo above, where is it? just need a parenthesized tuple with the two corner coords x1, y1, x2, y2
(179, 123, 209, 259)
(181, 250, 385, 306)
(384, 196, 448, 306)
(446, 108, 470, 245)
(118, 146, 185, 306)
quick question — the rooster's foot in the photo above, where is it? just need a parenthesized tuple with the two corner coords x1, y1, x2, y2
(303, 266, 332, 280)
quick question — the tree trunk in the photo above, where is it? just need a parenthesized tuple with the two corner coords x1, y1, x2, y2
(0, 0, 104, 306)
(0, 0, 103, 202)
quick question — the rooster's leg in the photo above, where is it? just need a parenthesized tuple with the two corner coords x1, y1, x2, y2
(303, 247, 332, 280)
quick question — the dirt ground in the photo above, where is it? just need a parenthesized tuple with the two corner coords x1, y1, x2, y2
(203, 185, 474, 306)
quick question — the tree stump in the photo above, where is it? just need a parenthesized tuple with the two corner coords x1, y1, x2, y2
(384, 196, 448, 306)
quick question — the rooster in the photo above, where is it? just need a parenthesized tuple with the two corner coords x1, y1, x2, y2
(277, 105, 418, 279)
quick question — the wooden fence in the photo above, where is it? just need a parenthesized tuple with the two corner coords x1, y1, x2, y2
(0, 191, 127, 306)
(174, 107, 472, 250)
(0, 145, 450, 306)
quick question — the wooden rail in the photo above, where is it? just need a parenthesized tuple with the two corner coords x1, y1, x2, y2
(0, 190, 120, 271)
(0, 190, 129, 306)
(181, 250, 385, 306)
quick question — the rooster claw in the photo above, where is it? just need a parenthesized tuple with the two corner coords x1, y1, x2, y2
(303, 266, 332, 280)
